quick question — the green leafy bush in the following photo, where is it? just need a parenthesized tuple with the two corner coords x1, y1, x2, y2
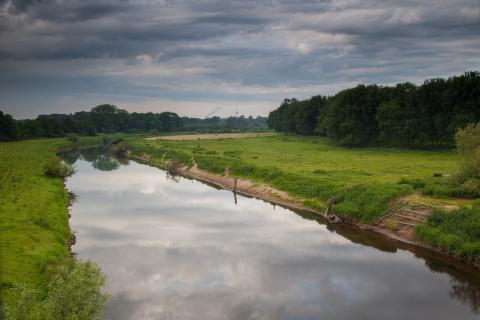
(4, 261, 108, 320)
(43, 159, 75, 178)
(454, 123, 480, 196)
(65, 133, 79, 144)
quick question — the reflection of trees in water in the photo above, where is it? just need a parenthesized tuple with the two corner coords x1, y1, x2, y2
(60, 149, 81, 165)
(91, 154, 120, 171)
(450, 278, 480, 313)
(292, 208, 480, 313)
(59, 147, 129, 172)
(81, 148, 104, 163)
(424, 258, 480, 313)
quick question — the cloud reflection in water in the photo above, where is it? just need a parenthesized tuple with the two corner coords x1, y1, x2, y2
(65, 156, 480, 320)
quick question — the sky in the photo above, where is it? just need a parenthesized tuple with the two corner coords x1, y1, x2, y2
(0, 0, 479, 119)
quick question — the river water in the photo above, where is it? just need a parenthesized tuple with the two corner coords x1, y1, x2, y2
(62, 149, 480, 320)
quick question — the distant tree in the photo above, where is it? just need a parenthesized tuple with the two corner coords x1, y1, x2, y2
(62, 118, 78, 133)
(18, 119, 44, 138)
(158, 112, 183, 132)
(321, 85, 387, 146)
(0, 111, 19, 141)
(295, 95, 327, 135)
(376, 83, 418, 147)
(90, 104, 121, 114)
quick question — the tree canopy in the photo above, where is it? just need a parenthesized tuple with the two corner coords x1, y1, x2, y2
(0, 106, 268, 141)
(268, 71, 480, 148)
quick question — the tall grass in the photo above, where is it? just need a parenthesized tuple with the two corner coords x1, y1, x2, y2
(415, 202, 480, 261)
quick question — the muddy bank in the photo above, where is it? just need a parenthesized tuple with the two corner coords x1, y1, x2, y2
(130, 154, 479, 269)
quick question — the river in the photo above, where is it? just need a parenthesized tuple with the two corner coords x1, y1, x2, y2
(62, 148, 480, 320)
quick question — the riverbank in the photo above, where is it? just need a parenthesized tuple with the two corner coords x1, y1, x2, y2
(126, 134, 479, 267)
(0, 136, 115, 310)
(0, 139, 72, 307)
(132, 153, 478, 265)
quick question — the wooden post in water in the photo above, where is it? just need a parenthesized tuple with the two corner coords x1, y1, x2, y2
(233, 177, 238, 205)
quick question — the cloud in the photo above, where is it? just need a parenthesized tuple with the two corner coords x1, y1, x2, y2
(0, 0, 479, 118)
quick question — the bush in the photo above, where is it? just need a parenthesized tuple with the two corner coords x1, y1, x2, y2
(42, 261, 108, 320)
(455, 123, 480, 188)
(459, 178, 480, 198)
(65, 133, 79, 144)
(4, 261, 108, 320)
(110, 141, 129, 157)
(43, 159, 75, 178)
(3, 283, 40, 320)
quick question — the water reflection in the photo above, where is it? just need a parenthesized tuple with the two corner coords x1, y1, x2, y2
(61, 147, 128, 171)
(63, 150, 480, 320)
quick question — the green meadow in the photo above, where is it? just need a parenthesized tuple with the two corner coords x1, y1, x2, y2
(0, 139, 71, 305)
(128, 134, 461, 221)
(0, 136, 110, 309)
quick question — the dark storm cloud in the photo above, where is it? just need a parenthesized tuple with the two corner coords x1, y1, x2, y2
(0, 0, 479, 118)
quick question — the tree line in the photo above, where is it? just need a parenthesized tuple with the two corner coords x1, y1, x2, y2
(0, 104, 268, 141)
(268, 71, 480, 148)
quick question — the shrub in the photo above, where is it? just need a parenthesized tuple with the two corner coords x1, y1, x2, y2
(65, 133, 79, 144)
(4, 261, 108, 320)
(110, 141, 129, 157)
(42, 261, 108, 320)
(455, 123, 480, 189)
(43, 159, 75, 178)
(459, 178, 480, 198)
(4, 283, 40, 320)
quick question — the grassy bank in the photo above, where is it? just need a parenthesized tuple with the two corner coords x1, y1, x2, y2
(128, 133, 480, 262)
(127, 134, 460, 221)
(0, 139, 71, 304)
(415, 203, 480, 261)
(0, 136, 114, 311)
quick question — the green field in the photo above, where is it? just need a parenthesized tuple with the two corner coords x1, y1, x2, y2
(0, 136, 113, 310)
(0, 139, 71, 306)
(128, 134, 462, 221)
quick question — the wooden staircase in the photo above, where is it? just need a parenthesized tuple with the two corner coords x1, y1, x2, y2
(375, 200, 446, 233)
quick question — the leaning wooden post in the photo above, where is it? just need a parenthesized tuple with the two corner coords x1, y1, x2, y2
(233, 177, 238, 205)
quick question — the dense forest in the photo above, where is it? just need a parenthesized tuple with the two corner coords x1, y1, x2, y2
(268, 71, 480, 148)
(0, 104, 268, 141)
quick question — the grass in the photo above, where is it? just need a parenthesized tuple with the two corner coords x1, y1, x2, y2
(127, 134, 460, 222)
(0, 135, 115, 308)
(0, 139, 71, 306)
(415, 202, 480, 261)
